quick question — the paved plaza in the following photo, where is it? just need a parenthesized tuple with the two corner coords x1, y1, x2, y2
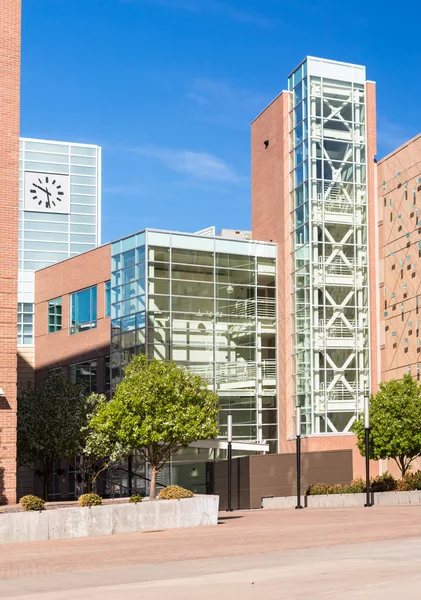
(1, 506, 421, 598)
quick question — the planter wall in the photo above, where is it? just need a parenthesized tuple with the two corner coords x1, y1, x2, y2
(262, 490, 421, 509)
(0, 495, 219, 545)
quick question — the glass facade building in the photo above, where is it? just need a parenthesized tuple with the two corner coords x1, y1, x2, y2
(289, 57, 370, 435)
(18, 138, 101, 345)
(110, 229, 278, 451)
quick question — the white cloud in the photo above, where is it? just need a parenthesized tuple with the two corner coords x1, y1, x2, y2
(132, 145, 243, 183)
(185, 77, 273, 130)
(185, 92, 210, 106)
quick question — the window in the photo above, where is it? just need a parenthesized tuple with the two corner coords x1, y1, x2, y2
(105, 281, 111, 317)
(17, 302, 34, 345)
(70, 285, 97, 334)
(69, 360, 97, 392)
(48, 297, 62, 333)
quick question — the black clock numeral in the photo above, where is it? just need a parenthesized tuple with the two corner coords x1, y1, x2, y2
(57, 184, 62, 189)
(38, 201, 42, 205)
(38, 178, 42, 184)
(52, 200, 56, 206)
(56, 196, 62, 202)
(52, 179, 56, 185)
(45, 176, 49, 183)
(30, 189, 36, 193)
(57, 191, 64, 195)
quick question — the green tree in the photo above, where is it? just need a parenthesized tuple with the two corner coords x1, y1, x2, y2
(77, 393, 126, 492)
(352, 375, 421, 477)
(88, 355, 219, 500)
(17, 372, 86, 500)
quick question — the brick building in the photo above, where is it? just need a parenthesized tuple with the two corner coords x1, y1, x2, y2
(6, 47, 421, 499)
(30, 228, 277, 498)
(17, 138, 101, 389)
(0, 0, 21, 504)
(252, 57, 379, 476)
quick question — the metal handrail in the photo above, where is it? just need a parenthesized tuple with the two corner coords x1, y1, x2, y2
(103, 465, 167, 498)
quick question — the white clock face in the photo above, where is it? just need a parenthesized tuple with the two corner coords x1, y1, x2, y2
(24, 172, 70, 214)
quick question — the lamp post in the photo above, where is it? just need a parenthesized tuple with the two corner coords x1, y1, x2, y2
(227, 414, 233, 512)
(364, 395, 372, 507)
(295, 406, 303, 509)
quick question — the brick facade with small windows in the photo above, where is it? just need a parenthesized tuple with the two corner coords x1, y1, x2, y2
(0, 0, 21, 504)
(375, 133, 421, 476)
(34, 244, 111, 386)
(377, 133, 421, 383)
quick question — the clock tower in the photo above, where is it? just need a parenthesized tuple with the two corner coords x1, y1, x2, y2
(0, 0, 21, 505)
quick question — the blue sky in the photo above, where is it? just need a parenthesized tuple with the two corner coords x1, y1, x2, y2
(21, 0, 421, 243)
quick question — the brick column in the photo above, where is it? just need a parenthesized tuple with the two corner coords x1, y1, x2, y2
(366, 81, 379, 394)
(0, 0, 21, 504)
(251, 92, 292, 449)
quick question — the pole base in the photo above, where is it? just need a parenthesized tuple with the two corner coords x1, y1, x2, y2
(295, 505, 304, 510)
(364, 503, 372, 507)
(226, 508, 233, 512)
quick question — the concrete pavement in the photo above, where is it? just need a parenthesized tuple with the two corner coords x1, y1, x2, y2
(1, 506, 421, 598)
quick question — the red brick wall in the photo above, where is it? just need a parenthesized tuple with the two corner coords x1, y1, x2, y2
(366, 82, 380, 394)
(34, 245, 111, 380)
(0, 0, 21, 504)
(251, 93, 292, 447)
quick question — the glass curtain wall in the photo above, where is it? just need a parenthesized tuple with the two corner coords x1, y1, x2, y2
(110, 230, 277, 451)
(289, 59, 370, 435)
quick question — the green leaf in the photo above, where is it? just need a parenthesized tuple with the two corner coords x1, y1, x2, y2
(352, 375, 421, 476)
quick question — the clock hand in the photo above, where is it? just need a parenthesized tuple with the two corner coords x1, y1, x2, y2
(33, 183, 50, 195)
(44, 187, 52, 208)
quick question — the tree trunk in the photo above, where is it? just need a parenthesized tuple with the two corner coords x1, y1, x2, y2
(43, 477, 49, 501)
(399, 456, 408, 478)
(150, 466, 157, 501)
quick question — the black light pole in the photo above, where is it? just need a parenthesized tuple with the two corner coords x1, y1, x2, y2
(128, 455, 133, 497)
(227, 414, 233, 512)
(364, 395, 372, 507)
(295, 405, 303, 509)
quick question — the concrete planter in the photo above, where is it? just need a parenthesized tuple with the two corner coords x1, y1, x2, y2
(374, 491, 421, 505)
(262, 493, 367, 509)
(0, 495, 219, 545)
(262, 496, 306, 510)
(262, 490, 421, 509)
(306, 493, 367, 508)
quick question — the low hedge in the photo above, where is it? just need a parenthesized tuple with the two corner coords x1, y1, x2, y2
(307, 473, 402, 496)
(158, 485, 194, 500)
(78, 493, 102, 507)
(19, 495, 45, 511)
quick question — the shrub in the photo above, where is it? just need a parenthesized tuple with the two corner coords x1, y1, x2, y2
(410, 471, 421, 490)
(307, 483, 335, 496)
(157, 485, 194, 500)
(343, 478, 366, 494)
(397, 478, 411, 491)
(308, 479, 367, 496)
(78, 493, 102, 507)
(370, 472, 396, 493)
(129, 493, 143, 503)
(19, 495, 45, 511)
(398, 470, 421, 491)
